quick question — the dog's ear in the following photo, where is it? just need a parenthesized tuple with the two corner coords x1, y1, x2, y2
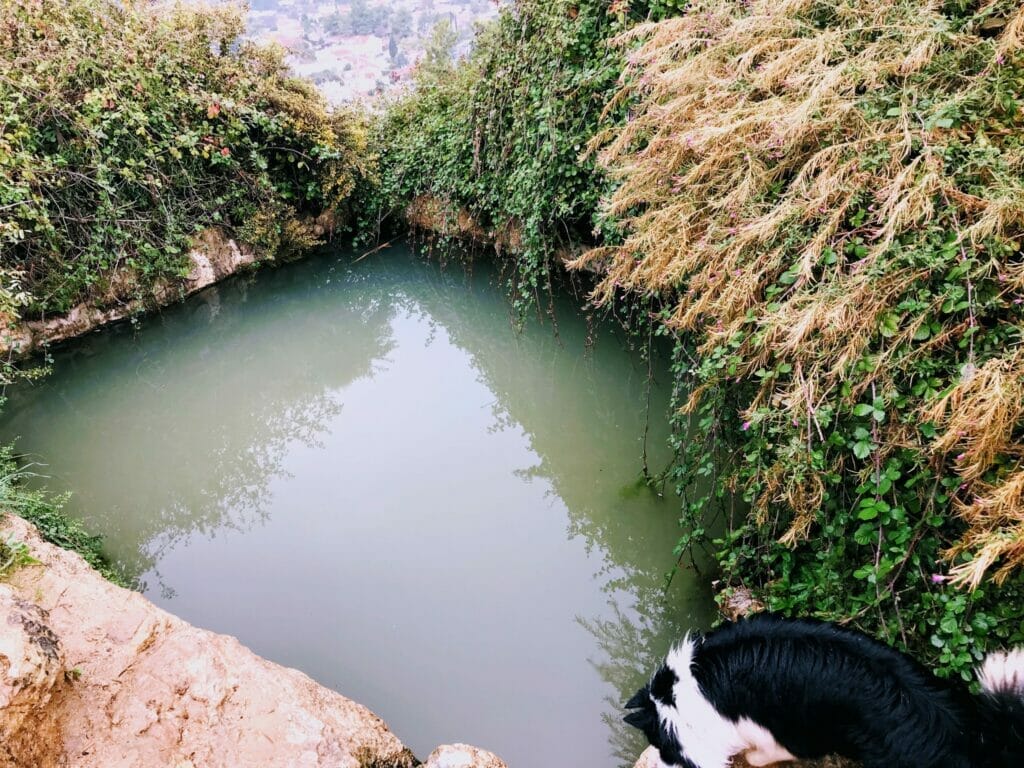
(624, 684, 657, 732)
(650, 666, 678, 707)
(624, 708, 654, 729)
(625, 685, 650, 710)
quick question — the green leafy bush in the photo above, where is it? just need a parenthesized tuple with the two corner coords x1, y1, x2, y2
(585, 0, 1024, 678)
(0, 445, 126, 586)
(365, 0, 682, 313)
(1, 0, 370, 319)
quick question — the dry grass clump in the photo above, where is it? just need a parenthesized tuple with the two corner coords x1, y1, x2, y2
(927, 348, 1024, 586)
(576, 0, 1024, 583)
(947, 470, 1024, 587)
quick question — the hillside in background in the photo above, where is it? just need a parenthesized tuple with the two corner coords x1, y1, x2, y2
(232, 0, 499, 102)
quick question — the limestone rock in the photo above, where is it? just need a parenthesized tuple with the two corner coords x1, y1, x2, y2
(0, 584, 64, 768)
(2, 514, 417, 768)
(186, 227, 258, 290)
(422, 743, 508, 768)
(0, 227, 262, 359)
(0, 318, 32, 357)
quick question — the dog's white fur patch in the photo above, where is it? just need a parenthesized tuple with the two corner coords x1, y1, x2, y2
(655, 636, 796, 768)
(978, 649, 1024, 695)
(737, 719, 798, 766)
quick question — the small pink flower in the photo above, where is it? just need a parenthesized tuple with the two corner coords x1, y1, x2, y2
(741, 421, 752, 431)
(955, 452, 966, 462)
(931, 574, 948, 584)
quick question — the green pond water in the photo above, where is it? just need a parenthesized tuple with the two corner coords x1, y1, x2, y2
(0, 244, 712, 766)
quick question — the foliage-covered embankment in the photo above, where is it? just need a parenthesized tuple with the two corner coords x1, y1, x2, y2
(363, 0, 684, 312)
(0, 0, 369, 327)
(373, 0, 1024, 678)
(0, 446, 125, 585)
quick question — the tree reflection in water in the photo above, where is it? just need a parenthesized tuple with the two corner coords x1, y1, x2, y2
(404, 258, 714, 762)
(1, 255, 398, 583)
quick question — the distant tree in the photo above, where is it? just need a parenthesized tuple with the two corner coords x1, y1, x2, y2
(323, 12, 348, 36)
(418, 13, 444, 34)
(391, 8, 413, 39)
(418, 20, 458, 83)
(349, 0, 389, 35)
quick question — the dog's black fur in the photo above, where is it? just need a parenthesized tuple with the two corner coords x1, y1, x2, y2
(625, 614, 1024, 768)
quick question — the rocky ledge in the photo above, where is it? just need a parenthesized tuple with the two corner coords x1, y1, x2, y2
(0, 218, 339, 359)
(0, 514, 505, 768)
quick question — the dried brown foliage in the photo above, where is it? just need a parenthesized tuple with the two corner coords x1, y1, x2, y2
(575, 0, 1024, 583)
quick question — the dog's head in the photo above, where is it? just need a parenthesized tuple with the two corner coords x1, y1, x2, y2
(624, 663, 695, 768)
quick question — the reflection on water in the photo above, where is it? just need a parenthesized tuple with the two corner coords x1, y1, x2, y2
(0, 245, 713, 767)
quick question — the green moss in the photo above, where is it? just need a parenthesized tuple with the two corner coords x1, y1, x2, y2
(0, 536, 34, 578)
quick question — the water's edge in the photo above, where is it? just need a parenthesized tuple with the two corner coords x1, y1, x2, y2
(0, 221, 335, 359)
(1, 513, 493, 768)
(1, 229, 511, 766)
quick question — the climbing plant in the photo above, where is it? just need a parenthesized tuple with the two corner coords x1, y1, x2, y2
(0, 0, 370, 318)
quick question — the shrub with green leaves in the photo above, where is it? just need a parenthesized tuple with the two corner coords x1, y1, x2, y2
(365, 0, 681, 313)
(0, 445, 125, 585)
(1, 0, 370, 319)
(582, 0, 1024, 679)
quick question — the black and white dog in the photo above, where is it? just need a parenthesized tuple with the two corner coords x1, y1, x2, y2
(625, 614, 1024, 768)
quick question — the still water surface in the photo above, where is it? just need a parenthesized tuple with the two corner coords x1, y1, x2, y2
(0, 245, 712, 766)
